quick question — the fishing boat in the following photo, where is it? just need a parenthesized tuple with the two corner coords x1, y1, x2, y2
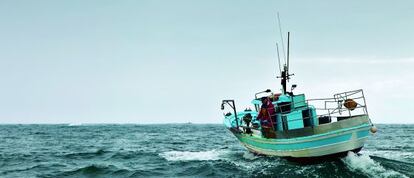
(221, 32, 377, 162)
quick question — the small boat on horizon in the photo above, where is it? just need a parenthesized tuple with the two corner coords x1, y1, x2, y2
(220, 32, 377, 162)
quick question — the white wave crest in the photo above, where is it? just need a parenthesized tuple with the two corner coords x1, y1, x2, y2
(342, 152, 408, 178)
(242, 151, 258, 160)
(361, 150, 414, 162)
(160, 150, 225, 161)
(68, 123, 82, 126)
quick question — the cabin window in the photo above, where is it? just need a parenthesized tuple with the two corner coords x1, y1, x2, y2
(278, 102, 291, 113)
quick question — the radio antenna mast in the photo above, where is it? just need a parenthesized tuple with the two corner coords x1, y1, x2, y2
(277, 12, 287, 64)
(279, 32, 294, 94)
(287, 32, 290, 75)
(276, 43, 282, 75)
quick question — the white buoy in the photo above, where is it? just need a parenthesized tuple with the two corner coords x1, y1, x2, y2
(370, 125, 377, 133)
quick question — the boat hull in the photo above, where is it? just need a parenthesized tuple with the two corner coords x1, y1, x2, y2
(283, 147, 362, 164)
(231, 116, 371, 158)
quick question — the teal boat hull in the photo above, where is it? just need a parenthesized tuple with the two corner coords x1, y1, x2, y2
(229, 115, 371, 158)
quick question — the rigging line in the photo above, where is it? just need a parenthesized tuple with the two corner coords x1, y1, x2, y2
(277, 12, 286, 65)
(276, 43, 282, 76)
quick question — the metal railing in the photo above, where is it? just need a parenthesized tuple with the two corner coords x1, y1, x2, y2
(307, 89, 368, 119)
(226, 89, 370, 129)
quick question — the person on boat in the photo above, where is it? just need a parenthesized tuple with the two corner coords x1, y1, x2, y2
(242, 113, 253, 135)
(264, 97, 277, 128)
(258, 108, 271, 127)
(257, 98, 277, 138)
(264, 98, 275, 117)
(271, 93, 281, 102)
(257, 97, 273, 128)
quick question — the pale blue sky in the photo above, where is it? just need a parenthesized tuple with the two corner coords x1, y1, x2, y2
(0, 0, 413, 124)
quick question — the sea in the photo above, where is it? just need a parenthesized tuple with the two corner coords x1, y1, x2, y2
(0, 124, 413, 178)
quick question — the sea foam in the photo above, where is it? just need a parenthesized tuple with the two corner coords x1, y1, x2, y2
(342, 152, 408, 178)
(159, 150, 225, 161)
(68, 123, 82, 126)
(361, 150, 414, 162)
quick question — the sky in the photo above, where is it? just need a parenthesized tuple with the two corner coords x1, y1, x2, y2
(0, 0, 413, 124)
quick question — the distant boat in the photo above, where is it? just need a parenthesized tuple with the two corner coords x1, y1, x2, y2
(221, 32, 376, 162)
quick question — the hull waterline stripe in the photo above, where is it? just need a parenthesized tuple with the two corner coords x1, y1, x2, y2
(237, 124, 370, 144)
(241, 136, 369, 157)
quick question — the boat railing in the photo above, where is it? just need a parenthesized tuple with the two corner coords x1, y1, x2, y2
(308, 89, 368, 118)
(266, 89, 368, 126)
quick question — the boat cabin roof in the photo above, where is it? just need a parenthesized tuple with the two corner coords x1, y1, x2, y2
(251, 94, 302, 105)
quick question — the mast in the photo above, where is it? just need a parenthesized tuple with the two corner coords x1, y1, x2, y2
(277, 12, 287, 64)
(287, 32, 290, 76)
(281, 66, 287, 94)
(279, 32, 293, 94)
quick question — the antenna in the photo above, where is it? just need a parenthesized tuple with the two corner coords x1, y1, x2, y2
(276, 43, 282, 76)
(279, 32, 294, 94)
(286, 32, 294, 82)
(287, 32, 290, 74)
(276, 13, 294, 94)
(277, 12, 286, 64)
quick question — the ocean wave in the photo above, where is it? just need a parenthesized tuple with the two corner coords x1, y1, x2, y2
(56, 164, 131, 177)
(221, 151, 283, 176)
(342, 152, 409, 178)
(242, 151, 258, 160)
(67, 123, 82, 126)
(108, 150, 152, 160)
(159, 150, 227, 161)
(1, 124, 413, 177)
(62, 149, 108, 159)
(361, 150, 414, 162)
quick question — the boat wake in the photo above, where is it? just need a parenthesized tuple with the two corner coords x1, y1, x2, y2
(159, 148, 412, 177)
(242, 151, 258, 160)
(342, 152, 409, 178)
(362, 150, 414, 162)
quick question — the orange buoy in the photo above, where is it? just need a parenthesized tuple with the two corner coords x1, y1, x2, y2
(344, 99, 357, 110)
(370, 126, 378, 133)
